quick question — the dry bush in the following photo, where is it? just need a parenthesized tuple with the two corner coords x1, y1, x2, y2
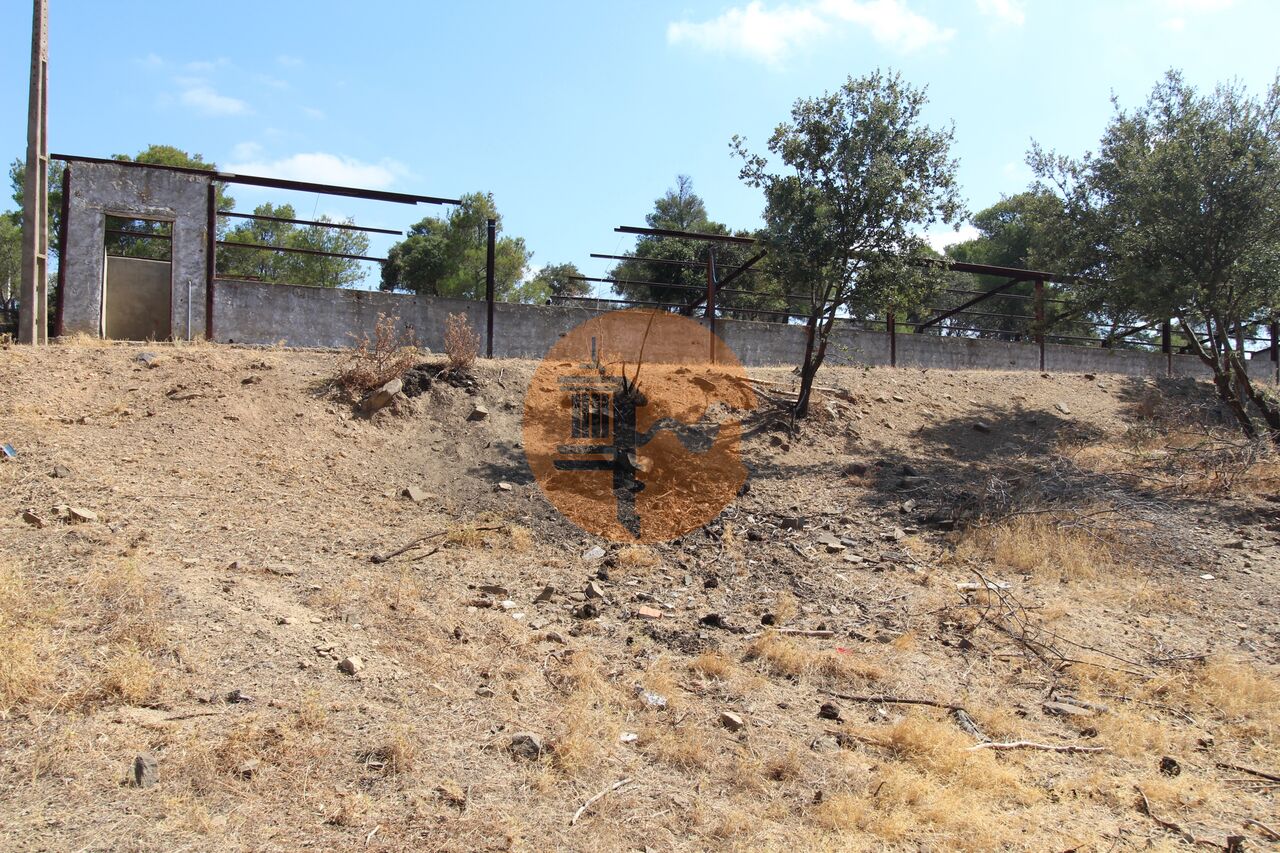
(689, 651, 736, 681)
(102, 642, 159, 704)
(443, 312, 479, 374)
(335, 313, 418, 399)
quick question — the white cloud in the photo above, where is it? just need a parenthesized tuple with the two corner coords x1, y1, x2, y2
(179, 85, 249, 116)
(223, 152, 408, 189)
(229, 141, 263, 161)
(924, 223, 980, 253)
(974, 0, 1025, 27)
(1162, 16, 1187, 29)
(1154, 0, 1232, 29)
(666, 2, 827, 66)
(819, 0, 955, 52)
(667, 0, 950, 64)
(301, 106, 326, 120)
(276, 54, 304, 67)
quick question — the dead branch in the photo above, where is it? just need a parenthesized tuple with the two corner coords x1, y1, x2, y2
(570, 778, 632, 826)
(1215, 762, 1280, 783)
(968, 741, 1108, 754)
(820, 690, 965, 713)
(778, 628, 835, 638)
(1244, 819, 1280, 842)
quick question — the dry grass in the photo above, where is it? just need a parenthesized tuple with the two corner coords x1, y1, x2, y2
(744, 632, 885, 683)
(443, 312, 480, 374)
(0, 561, 55, 716)
(953, 513, 1123, 581)
(335, 312, 418, 400)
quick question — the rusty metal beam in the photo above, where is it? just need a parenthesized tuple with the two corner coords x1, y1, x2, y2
(615, 225, 756, 245)
(914, 276, 1025, 332)
(215, 240, 386, 264)
(218, 210, 402, 236)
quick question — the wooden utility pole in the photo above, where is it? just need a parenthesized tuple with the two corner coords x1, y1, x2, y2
(19, 0, 49, 344)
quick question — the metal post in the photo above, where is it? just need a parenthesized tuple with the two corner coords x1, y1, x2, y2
(204, 183, 216, 341)
(19, 0, 49, 344)
(1034, 279, 1045, 371)
(705, 246, 717, 364)
(54, 164, 69, 338)
(887, 311, 897, 367)
(485, 218, 495, 359)
(1162, 320, 1172, 378)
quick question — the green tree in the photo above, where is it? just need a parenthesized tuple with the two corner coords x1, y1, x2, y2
(1029, 70, 1280, 440)
(217, 202, 371, 288)
(380, 192, 532, 301)
(610, 176, 786, 320)
(105, 145, 235, 260)
(525, 262, 590, 303)
(935, 191, 1097, 341)
(733, 71, 965, 419)
(1, 212, 20, 314)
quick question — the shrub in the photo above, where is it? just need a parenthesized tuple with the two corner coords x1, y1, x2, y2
(443, 312, 480, 374)
(335, 313, 417, 399)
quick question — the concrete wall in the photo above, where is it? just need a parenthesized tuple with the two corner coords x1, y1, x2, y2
(104, 256, 171, 341)
(210, 279, 1278, 380)
(62, 161, 210, 339)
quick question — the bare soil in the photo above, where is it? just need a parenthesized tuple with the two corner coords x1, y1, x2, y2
(1, 340, 1277, 851)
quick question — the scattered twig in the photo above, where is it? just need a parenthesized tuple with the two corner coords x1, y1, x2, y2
(571, 778, 632, 826)
(365, 824, 381, 844)
(968, 741, 1108, 754)
(370, 524, 506, 563)
(1215, 762, 1280, 783)
(1244, 819, 1280, 842)
(778, 628, 835, 639)
(1134, 787, 1222, 849)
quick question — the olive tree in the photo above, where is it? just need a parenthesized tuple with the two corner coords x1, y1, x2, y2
(733, 71, 965, 420)
(1030, 71, 1280, 439)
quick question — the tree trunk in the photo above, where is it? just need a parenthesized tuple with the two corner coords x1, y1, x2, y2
(793, 300, 840, 422)
(1179, 316, 1259, 438)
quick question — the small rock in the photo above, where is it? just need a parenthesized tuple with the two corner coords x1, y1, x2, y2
(467, 405, 489, 422)
(21, 509, 46, 529)
(1159, 756, 1181, 777)
(136, 352, 160, 368)
(582, 545, 606, 562)
(237, 758, 261, 779)
(132, 753, 158, 788)
(719, 711, 745, 732)
(818, 701, 842, 721)
(402, 486, 430, 503)
(544, 631, 567, 644)
(842, 461, 869, 477)
(338, 656, 365, 675)
(584, 581, 606, 600)
(973, 421, 992, 434)
(636, 688, 668, 710)
(68, 506, 97, 523)
(573, 602, 599, 619)
(362, 377, 403, 414)
(900, 499, 917, 513)
(619, 732, 639, 744)
(635, 606, 663, 620)
(1042, 700, 1096, 718)
(761, 613, 777, 626)
(780, 517, 805, 531)
(1199, 573, 1215, 580)
(475, 686, 495, 698)
(892, 395, 906, 403)
(1054, 402, 1072, 415)
(496, 481, 513, 492)
(479, 584, 510, 597)
(241, 375, 263, 385)
(843, 554, 865, 565)
(746, 529, 765, 542)
(50, 465, 71, 479)
(534, 585, 557, 603)
(508, 732, 545, 760)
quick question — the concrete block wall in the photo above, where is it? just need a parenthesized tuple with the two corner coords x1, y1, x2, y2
(209, 280, 1278, 381)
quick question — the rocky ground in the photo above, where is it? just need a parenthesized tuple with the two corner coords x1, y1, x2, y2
(0, 339, 1277, 851)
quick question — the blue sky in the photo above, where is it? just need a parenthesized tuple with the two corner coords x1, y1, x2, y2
(3, 0, 1277, 292)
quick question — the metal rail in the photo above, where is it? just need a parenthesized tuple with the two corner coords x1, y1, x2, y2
(217, 210, 403, 236)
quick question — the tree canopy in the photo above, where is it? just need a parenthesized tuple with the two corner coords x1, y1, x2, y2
(525, 262, 590, 304)
(216, 203, 371, 288)
(734, 70, 965, 417)
(609, 176, 786, 320)
(380, 192, 533, 301)
(1030, 70, 1280, 438)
